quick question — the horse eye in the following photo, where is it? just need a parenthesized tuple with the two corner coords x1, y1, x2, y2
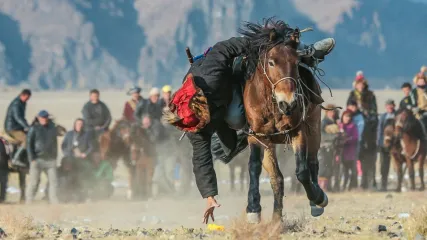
(268, 60, 275, 67)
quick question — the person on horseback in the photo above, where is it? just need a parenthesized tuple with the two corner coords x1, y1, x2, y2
(82, 89, 112, 134)
(400, 82, 413, 111)
(165, 19, 335, 223)
(377, 99, 397, 191)
(134, 88, 163, 123)
(60, 118, 94, 202)
(160, 85, 173, 109)
(4, 89, 32, 168)
(409, 72, 427, 139)
(123, 86, 143, 122)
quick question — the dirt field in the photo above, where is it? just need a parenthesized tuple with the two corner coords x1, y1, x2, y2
(1, 89, 426, 239)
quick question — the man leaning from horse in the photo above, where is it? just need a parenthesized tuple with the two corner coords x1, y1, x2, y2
(164, 17, 335, 224)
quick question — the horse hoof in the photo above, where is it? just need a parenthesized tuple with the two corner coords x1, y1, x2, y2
(318, 192, 328, 208)
(246, 212, 261, 224)
(310, 205, 324, 217)
(394, 188, 402, 193)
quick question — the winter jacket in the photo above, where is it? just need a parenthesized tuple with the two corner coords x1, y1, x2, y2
(134, 99, 163, 123)
(27, 121, 58, 161)
(61, 128, 93, 159)
(399, 96, 413, 111)
(347, 89, 378, 117)
(81, 101, 112, 130)
(4, 97, 29, 132)
(123, 97, 143, 122)
(339, 122, 359, 161)
(377, 111, 396, 147)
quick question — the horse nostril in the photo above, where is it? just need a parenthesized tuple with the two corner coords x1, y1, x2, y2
(278, 101, 291, 115)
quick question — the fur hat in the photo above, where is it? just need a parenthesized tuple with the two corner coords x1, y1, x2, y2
(353, 70, 367, 88)
(325, 124, 340, 134)
(421, 65, 427, 74)
(413, 72, 427, 85)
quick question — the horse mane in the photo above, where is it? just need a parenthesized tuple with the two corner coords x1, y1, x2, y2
(238, 17, 298, 79)
(400, 109, 424, 140)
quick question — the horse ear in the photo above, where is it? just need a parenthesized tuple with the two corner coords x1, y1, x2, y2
(269, 28, 277, 42)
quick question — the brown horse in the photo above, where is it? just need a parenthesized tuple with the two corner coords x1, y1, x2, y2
(393, 109, 426, 191)
(98, 119, 133, 197)
(129, 124, 156, 200)
(241, 19, 328, 223)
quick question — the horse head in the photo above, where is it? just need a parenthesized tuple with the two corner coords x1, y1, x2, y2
(240, 18, 307, 115)
(383, 119, 396, 149)
(111, 119, 132, 145)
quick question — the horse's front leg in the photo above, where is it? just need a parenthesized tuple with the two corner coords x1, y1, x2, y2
(246, 143, 263, 224)
(407, 157, 416, 191)
(229, 165, 236, 192)
(19, 171, 26, 203)
(293, 130, 328, 217)
(393, 154, 403, 192)
(262, 145, 284, 222)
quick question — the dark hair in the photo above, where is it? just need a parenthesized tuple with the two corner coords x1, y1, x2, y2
(90, 89, 100, 95)
(238, 17, 298, 79)
(347, 100, 357, 107)
(20, 89, 32, 96)
(401, 82, 412, 89)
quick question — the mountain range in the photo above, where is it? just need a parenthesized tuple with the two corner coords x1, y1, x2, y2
(0, 0, 426, 90)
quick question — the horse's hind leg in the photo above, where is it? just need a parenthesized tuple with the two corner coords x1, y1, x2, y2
(394, 156, 403, 192)
(246, 143, 263, 224)
(418, 154, 425, 191)
(262, 146, 284, 222)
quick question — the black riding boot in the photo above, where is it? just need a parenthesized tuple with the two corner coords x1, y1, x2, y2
(12, 147, 27, 168)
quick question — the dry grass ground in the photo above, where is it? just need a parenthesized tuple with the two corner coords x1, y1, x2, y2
(0, 89, 422, 239)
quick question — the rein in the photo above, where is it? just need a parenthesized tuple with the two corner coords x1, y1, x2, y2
(245, 47, 308, 144)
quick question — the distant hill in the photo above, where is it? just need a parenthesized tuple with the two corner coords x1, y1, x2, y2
(0, 0, 426, 90)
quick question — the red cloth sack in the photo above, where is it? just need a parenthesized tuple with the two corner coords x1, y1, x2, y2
(163, 73, 210, 132)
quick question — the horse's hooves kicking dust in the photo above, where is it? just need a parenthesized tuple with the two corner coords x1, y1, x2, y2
(246, 212, 261, 224)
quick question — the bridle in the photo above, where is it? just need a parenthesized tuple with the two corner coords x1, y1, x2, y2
(245, 45, 308, 146)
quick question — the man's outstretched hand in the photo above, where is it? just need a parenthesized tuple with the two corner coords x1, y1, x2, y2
(203, 196, 221, 224)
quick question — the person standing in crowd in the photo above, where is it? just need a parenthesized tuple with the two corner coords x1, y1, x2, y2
(60, 118, 93, 201)
(134, 87, 163, 123)
(347, 71, 378, 190)
(409, 72, 427, 138)
(123, 86, 143, 122)
(26, 111, 58, 204)
(377, 99, 396, 191)
(319, 104, 339, 191)
(4, 89, 32, 167)
(346, 100, 365, 183)
(81, 89, 112, 133)
(339, 110, 359, 191)
(400, 82, 413, 110)
(160, 85, 172, 108)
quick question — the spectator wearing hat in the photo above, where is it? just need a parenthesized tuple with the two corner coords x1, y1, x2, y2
(134, 87, 163, 123)
(377, 99, 396, 191)
(346, 71, 378, 118)
(26, 110, 59, 204)
(81, 89, 112, 133)
(319, 104, 340, 191)
(160, 85, 172, 109)
(399, 82, 413, 110)
(123, 86, 143, 122)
